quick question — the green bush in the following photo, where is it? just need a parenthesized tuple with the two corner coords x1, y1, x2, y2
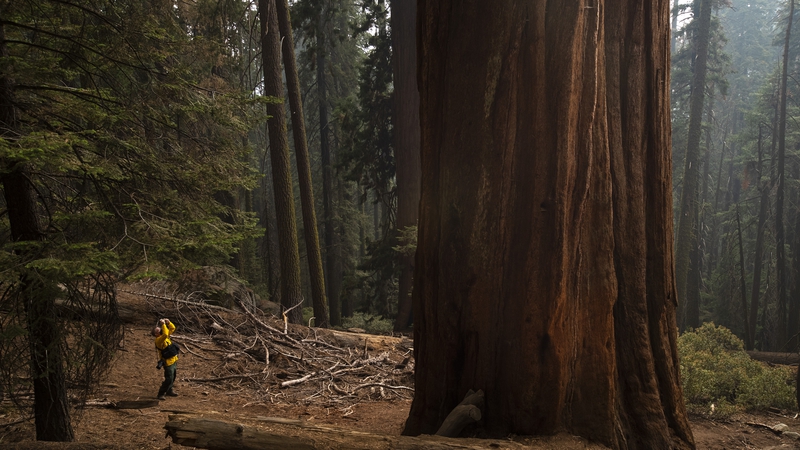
(678, 323, 796, 416)
(341, 312, 394, 335)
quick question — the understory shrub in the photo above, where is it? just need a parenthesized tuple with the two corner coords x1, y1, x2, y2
(341, 312, 394, 335)
(678, 323, 796, 417)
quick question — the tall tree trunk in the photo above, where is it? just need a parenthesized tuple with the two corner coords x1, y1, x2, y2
(686, 91, 716, 330)
(373, 197, 381, 241)
(0, 23, 74, 442)
(260, 157, 282, 305)
(686, 189, 702, 330)
(735, 206, 751, 348)
(749, 127, 769, 350)
(391, 0, 421, 332)
(671, 0, 680, 53)
(675, 0, 712, 331)
(788, 159, 800, 351)
(407, 1, 694, 448)
(276, 0, 329, 327)
(316, 10, 341, 327)
(705, 140, 726, 279)
(776, 0, 794, 350)
(258, 0, 303, 323)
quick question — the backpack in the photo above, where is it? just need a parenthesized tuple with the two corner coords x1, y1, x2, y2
(159, 342, 180, 359)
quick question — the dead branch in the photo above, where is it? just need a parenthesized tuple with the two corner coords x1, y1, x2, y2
(187, 373, 266, 383)
(351, 383, 413, 392)
(0, 416, 32, 428)
(280, 372, 317, 388)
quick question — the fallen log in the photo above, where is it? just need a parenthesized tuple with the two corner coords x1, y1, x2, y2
(83, 399, 160, 409)
(115, 400, 160, 409)
(746, 351, 800, 365)
(164, 414, 602, 449)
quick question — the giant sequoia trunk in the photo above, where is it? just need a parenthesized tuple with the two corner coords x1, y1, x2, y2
(405, 2, 694, 449)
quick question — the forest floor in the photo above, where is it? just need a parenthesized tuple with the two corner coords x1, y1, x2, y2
(2, 285, 800, 449)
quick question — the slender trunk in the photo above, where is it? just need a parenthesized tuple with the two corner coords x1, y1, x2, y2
(0, 23, 74, 441)
(788, 158, 800, 351)
(317, 11, 341, 327)
(261, 158, 282, 305)
(749, 127, 768, 350)
(705, 140, 726, 278)
(373, 196, 380, 241)
(776, 0, 794, 350)
(735, 206, 752, 348)
(276, 0, 329, 327)
(686, 91, 716, 330)
(675, 0, 713, 331)
(391, 0, 421, 332)
(760, 260, 773, 350)
(671, 0, 680, 53)
(259, 0, 303, 323)
(686, 192, 702, 329)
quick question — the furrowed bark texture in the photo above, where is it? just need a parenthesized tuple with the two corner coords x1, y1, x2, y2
(276, 0, 329, 328)
(259, 0, 304, 323)
(406, 1, 694, 449)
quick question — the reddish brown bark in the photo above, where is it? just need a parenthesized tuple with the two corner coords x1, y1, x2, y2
(406, 1, 694, 448)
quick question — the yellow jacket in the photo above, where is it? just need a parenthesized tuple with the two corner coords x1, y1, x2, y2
(155, 321, 178, 367)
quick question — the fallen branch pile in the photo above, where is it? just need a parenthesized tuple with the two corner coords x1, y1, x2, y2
(124, 283, 414, 411)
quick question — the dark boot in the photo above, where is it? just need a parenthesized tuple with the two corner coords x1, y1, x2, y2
(166, 390, 178, 397)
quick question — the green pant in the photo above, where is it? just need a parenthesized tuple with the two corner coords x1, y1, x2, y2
(159, 362, 177, 395)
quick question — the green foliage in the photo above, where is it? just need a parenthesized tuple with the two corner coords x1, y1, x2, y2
(679, 323, 796, 415)
(0, 0, 264, 428)
(393, 225, 417, 258)
(0, 0, 262, 277)
(341, 311, 393, 335)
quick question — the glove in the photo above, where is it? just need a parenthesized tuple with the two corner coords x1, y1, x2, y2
(156, 360, 164, 370)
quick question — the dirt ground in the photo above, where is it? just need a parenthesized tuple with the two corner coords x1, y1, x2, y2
(2, 288, 800, 449)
